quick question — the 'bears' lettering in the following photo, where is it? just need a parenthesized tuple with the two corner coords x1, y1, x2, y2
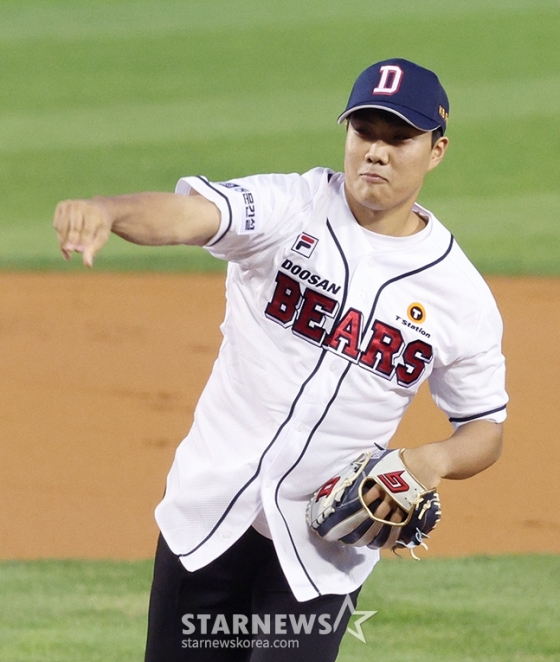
(264, 272, 301, 326)
(396, 340, 433, 387)
(266, 270, 432, 389)
(359, 321, 404, 378)
(326, 308, 362, 360)
(292, 289, 339, 345)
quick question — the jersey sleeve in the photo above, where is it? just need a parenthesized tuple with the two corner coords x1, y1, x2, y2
(175, 169, 328, 265)
(428, 285, 508, 428)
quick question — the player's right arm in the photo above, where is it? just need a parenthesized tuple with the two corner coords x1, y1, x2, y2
(53, 191, 221, 267)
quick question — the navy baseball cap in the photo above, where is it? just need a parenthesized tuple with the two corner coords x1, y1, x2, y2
(338, 58, 449, 134)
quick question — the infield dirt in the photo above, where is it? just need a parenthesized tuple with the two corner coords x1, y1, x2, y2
(1, 273, 559, 559)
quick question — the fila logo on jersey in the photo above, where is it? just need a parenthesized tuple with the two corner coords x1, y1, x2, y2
(292, 233, 318, 258)
(377, 471, 410, 493)
(265, 271, 433, 388)
(373, 65, 404, 95)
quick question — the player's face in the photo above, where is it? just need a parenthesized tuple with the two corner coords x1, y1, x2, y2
(343, 110, 448, 231)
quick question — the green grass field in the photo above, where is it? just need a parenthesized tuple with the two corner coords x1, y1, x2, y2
(1, 0, 559, 273)
(1, 555, 559, 661)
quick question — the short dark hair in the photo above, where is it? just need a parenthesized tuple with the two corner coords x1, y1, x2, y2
(431, 127, 444, 147)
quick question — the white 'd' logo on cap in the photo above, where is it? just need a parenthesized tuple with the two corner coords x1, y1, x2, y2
(373, 65, 404, 95)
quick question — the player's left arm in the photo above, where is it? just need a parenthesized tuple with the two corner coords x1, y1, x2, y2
(308, 422, 501, 551)
(362, 419, 502, 509)
(401, 420, 503, 488)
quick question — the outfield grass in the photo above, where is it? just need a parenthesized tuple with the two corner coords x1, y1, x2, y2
(0, 555, 558, 661)
(0, 0, 559, 273)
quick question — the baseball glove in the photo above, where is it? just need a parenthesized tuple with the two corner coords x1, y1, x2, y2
(307, 446, 441, 558)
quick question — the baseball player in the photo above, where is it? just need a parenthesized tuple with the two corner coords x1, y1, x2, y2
(53, 59, 507, 662)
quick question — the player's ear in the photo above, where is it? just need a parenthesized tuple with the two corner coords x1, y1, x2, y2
(428, 136, 449, 172)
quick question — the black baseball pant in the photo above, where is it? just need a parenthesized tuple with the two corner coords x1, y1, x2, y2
(144, 527, 361, 661)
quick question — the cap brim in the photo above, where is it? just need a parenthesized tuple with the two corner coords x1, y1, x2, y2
(337, 103, 441, 132)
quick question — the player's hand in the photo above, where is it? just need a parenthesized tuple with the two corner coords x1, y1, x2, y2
(363, 483, 406, 524)
(360, 447, 442, 525)
(53, 198, 112, 267)
(401, 447, 444, 490)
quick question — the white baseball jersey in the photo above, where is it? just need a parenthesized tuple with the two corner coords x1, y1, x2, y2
(155, 167, 507, 601)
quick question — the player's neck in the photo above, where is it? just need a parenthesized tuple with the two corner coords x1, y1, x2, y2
(351, 202, 426, 237)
